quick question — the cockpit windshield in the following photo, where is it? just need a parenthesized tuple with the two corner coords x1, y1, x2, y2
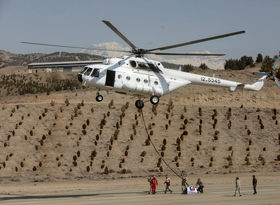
(81, 67, 88, 74)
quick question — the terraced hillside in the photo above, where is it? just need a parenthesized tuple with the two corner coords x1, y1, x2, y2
(0, 91, 279, 182)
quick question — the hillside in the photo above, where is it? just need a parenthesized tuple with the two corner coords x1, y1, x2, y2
(0, 64, 279, 182)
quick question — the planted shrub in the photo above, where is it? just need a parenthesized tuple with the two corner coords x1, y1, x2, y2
(249, 139, 252, 145)
(176, 138, 181, 145)
(145, 139, 150, 146)
(180, 135, 184, 141)
(177, 145, 181, 151)
(198, 107, 202, 116)
(140, 151, 146, 157)
(247, 129, 251, 135)
(65, 98, 70, 106)
(182, 131, 188, 136)
(82, 124, 87, 130)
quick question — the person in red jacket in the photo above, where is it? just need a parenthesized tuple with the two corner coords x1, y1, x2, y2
(151, 176, 158, 194)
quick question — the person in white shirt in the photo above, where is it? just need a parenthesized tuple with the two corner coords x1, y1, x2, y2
(164, 175, 173, 194)
(234, 177, 242, 197)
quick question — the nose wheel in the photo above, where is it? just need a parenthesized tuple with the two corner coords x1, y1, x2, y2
(150, 95, 160, 105)
(135, 99, 144, 109)
(96, 92, 103, 102)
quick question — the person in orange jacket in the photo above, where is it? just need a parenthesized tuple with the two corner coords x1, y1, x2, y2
(151, 176, 158, 194)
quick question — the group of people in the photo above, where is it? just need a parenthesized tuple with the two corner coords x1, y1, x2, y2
(148, 175, 172, 194)
(148, 174, 258, 196)
(234, 175, 258, 196)
(148, 173, 204, 194)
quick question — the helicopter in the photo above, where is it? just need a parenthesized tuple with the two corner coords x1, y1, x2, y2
(22, 20, 280, 109)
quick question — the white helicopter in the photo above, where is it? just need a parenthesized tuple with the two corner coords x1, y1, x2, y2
(22, 20, 279, 109)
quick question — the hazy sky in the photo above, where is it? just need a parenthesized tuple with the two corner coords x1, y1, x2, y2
(0, 0, 279, 59)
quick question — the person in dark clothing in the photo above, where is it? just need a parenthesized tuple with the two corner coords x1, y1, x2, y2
(252, 175, 257, 195)
(196, 178, 204, 193)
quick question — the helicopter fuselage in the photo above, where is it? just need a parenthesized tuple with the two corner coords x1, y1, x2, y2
(77, 56, 249, 100)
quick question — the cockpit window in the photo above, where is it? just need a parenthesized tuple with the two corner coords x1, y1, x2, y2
(81, 67, 88, 74)
(85, 68, 92, 76)
(91, 68, 100, 77)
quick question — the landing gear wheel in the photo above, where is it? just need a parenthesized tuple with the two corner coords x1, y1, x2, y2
(135, 100, 144, 109)
(150, 96, 160, 105)
(96, 95, 103, 102)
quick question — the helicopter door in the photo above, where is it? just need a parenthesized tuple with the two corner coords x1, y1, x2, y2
(105, 70, 115, 87)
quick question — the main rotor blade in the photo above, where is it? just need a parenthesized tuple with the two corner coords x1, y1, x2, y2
(149, 52, 225, 56)
(21, 41, 131, 53)
(148, 30, 245, 51)
(102, 20, 137, 49)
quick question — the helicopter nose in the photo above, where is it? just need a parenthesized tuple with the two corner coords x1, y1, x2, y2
(77, 73, 83, 83)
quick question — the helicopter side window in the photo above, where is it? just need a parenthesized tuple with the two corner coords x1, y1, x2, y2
(91, 68, 100, 77)
(85, 68, 92, 76)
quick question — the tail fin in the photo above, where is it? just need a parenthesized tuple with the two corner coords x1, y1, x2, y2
(244, 75, 267, 91)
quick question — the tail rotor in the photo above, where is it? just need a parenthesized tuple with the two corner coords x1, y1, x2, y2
(253, 57, 280, 88)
